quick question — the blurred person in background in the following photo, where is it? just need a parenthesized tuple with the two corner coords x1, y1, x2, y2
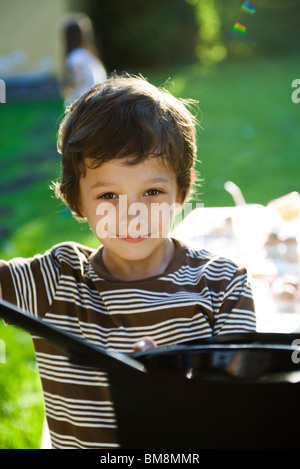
(61, 13, 107, 107)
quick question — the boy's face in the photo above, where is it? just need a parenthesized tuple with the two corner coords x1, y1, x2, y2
(79, 155, 183, 264)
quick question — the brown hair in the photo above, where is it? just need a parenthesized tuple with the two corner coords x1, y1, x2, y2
(55, 74, 199, 218)
(61, 13, 100, 58)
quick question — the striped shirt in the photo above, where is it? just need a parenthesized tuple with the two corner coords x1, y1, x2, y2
(0, 238, 256, 448)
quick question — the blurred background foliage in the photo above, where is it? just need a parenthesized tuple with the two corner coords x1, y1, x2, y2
(71, 0, 300, 70)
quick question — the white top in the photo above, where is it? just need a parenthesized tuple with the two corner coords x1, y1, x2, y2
(64, 48, 107, 106)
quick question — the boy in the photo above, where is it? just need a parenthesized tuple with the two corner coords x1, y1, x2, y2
(0, 74, 256, 449)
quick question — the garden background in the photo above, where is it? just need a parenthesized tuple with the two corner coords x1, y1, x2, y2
(0, 0, 299, 448)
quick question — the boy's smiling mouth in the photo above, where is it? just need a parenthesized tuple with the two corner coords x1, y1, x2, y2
(120, 236, 147, 243)
(115, 233, 151, 242)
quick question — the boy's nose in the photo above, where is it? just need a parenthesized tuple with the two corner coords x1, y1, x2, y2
(126, 194, 143, 207)
(118, 195, 149, 235)
(118, 194, 147, 216)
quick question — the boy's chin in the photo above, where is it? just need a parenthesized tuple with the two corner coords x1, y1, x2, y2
(101, 236, 167, 253)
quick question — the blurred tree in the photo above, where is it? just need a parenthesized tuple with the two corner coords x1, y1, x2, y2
(68, 0, 300, 71)
(189, 0, 300, 64)
(71, 0, 199, 71)
(244, 0, 300, 56)
(188, 0, 228, 65)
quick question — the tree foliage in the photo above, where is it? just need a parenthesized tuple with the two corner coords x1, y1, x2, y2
(70, 0, 300, 71)
(78, 0, 198, 71)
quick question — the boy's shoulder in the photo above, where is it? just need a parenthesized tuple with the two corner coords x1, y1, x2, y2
(50, 240, 95, 255)
(175, 238, 240, 269)
(46, 241, 96, 269)
(173, 239, 248, 286)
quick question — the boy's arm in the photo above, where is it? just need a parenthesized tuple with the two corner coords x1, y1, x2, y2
(0, 259, 23, 310)
(213, 266, 256, 336)
(0, 254, 54, 320)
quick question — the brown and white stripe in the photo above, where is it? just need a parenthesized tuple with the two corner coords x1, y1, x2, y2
(0, 238, 256, 448)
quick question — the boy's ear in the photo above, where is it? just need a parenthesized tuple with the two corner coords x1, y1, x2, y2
(191, 168, 196, 186)
(176, 168, 196, 206)
(78, 207, 86, 218)
(79, 206, 86, 218)
(176, 188, 185, 207)
(77, 195, 86, 218)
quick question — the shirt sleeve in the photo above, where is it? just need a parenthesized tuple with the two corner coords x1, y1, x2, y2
(212, 265, 256, 336)
(0, 250, 60, 319)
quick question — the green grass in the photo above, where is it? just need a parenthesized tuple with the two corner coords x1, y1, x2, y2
(149, 54, 300, 206)
(0, 322, 44, 448)
(0, 54, 299, 448)
(0, 98, 99, 449)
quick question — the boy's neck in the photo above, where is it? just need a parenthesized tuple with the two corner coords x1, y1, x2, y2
(101, 238, 175, 282)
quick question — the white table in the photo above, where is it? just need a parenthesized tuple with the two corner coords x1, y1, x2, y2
(172, 205, 300, 333)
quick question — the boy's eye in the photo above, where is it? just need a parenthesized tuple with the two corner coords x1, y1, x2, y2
(144, 189, 162, 196)
(98, 192, 118, 200)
